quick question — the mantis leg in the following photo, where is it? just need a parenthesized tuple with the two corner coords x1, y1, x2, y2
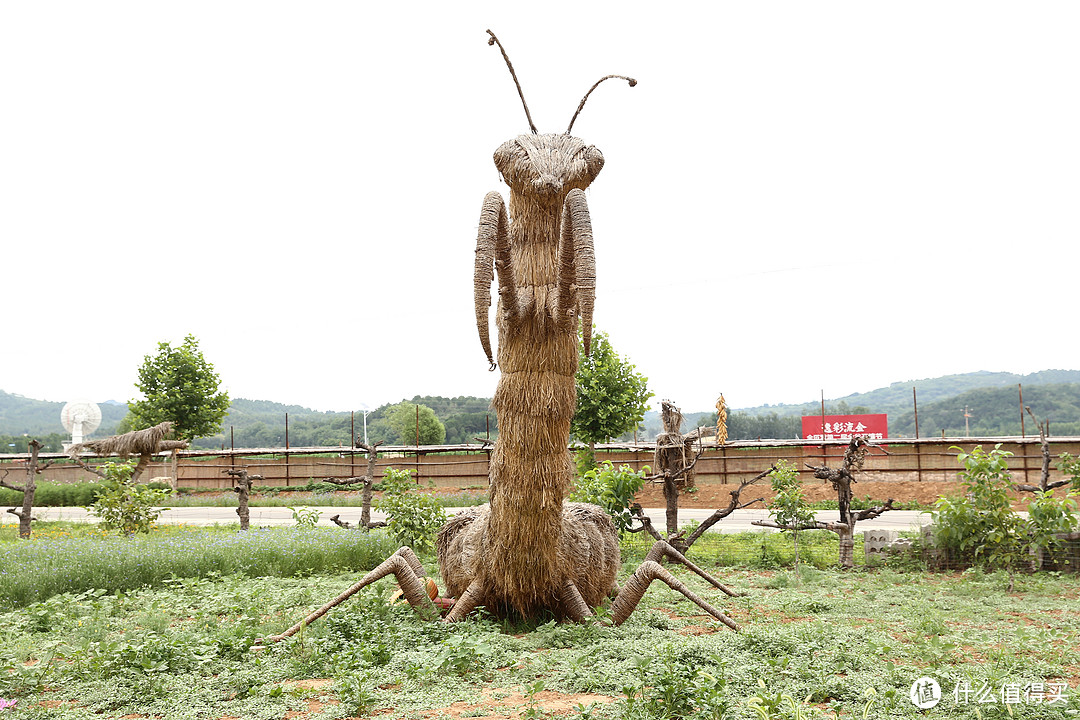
(443, 577, 486, 623)
(560, 579, 595, 623)
(259, 547, 439, 644)
(644, 540, 744, 597)
(473, 192, 513, 369)
(610, 560, 739, 631)
(557, 188, 595, 353)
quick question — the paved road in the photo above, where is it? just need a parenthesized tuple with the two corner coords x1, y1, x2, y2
(9, 506, 933, 534)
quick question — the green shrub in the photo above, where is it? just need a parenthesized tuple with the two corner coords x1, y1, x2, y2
(0, 481, 105, 507)
(931, 445, 1025, 572)
(1027, 488, 1079, 568)
(374, 468, 446, 551)
(570, 461, 648, 535)
(1059, 452, 1080, 491)
(88, 461, 173, 535)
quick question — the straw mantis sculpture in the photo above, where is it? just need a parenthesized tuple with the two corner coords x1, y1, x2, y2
(261, 32, 738, 643)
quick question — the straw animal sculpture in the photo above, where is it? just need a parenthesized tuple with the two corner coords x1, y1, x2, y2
(261, 32, 739, 642)
(66, 421, 187, 459)
(654, 400, 698, 491)
(67, 421, 188, 483)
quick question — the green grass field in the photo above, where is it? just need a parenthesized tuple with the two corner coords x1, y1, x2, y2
(1, 522, 1077, 719)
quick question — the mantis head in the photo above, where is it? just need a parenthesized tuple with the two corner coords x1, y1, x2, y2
(484, 30, 633, 198)
(494, 134, 604, 198)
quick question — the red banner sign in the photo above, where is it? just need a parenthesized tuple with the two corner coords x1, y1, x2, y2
(801, 414, 888, 441)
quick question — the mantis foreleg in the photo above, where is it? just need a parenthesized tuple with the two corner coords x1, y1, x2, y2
(473, 192, 514, 369)
(557, 188, 595, 353)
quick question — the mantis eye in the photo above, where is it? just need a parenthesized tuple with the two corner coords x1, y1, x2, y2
(493, 140, 519, 178)
(584, 146, 605, 180)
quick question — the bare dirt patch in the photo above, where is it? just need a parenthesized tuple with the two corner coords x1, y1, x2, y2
(413, 688, 616, 719)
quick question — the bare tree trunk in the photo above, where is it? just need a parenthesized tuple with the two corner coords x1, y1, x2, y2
(1, 440, 49, 539)
(836, 525, 855, 569)
(237, 489, 250, 530)
(755, 437, 893, 570)
(806, 436, 883, 569)
(663, 475, 679, 539)
(131, 453, 152, 484)
(170, 449, 179, 492)
(651, 400, 708, 552)
(792, 529, 801, 579)
(835, 468, 856, 569)
(360, 442, 379, 528)
(1015, 410, 1066, 494)
(226, 468, 260, 530)
(326, 441, 386, 530)
(631, 401, 764, 558)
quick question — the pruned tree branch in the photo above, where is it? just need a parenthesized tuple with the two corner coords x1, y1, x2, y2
(626, 504, 665, 542)
(853, 498, 895, 522)
(327, 440, 386, 530)
(752, 517, 848, 533)
(1014, 407, 1067, 492)
(330, 514, 386, 530)
(0, 478, 23, 493)
(682, 464, 775, 547)
(71, 457, 107, 479)
(644, 447, 704, 483)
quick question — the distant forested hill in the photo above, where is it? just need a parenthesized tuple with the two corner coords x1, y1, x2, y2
(641, 370, 1080, 441)
(5, 368, 1079, 448)
(734, 370, 1080, 419)
(889, 383, 1080, 437)
(196, 395, 496, 449)
(0, 392, 498, 449)
(0, 390, 127, 436)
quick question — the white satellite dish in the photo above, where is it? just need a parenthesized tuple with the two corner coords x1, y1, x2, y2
(61, 400, 102, 446)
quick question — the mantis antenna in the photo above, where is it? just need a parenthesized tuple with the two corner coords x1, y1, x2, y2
(486, 29, 538, 135)
(566, 75, 637, 135)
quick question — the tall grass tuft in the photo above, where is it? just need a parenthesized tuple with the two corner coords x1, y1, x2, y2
(0, 525, 399, 609)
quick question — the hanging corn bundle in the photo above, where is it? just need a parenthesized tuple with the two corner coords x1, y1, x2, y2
(715, 394, 728, 446)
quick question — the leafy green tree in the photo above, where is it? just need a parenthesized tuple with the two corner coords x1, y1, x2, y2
(443, 412, 496, 444)
(384, 402, 446, 446)
(724, 411, 802, 441)
(571, 328, 653, 460)
(766, 460, 816, 577)
(931, 445, 1080, 581)
(127, 335, 230, 442)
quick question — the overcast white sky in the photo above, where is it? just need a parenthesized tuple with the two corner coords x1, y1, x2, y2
(3, 2, 1078, 416)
